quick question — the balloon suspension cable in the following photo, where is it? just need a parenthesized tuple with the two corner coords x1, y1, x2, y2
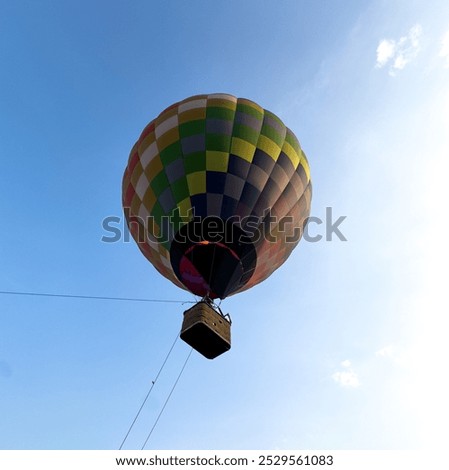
(201, 295, 231, 324)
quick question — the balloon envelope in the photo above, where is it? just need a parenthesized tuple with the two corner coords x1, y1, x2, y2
(122, 94, 312, 299)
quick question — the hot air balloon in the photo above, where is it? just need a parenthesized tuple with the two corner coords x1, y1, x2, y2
(122, 94, 312, 358)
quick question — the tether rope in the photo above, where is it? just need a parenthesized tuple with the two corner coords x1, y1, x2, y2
(0, 289, 193, 304)
(141, 348, 193, 450)
(118, 334, 180, 450)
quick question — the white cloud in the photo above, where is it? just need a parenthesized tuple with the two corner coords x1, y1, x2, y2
(332, 370, 360, 388)
(332, 360, 360, 388)
(375, 345, 409, 367)
(439, 28, 449, 67)
(375, 345, 404, 367)
(375, 24, 422, 75)
(375, 345, 394, 358)
(376, 39, 395, 68)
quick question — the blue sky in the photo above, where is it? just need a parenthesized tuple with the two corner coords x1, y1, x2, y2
(1, 0, 448, 450)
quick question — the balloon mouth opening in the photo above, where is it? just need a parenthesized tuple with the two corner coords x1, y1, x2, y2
(178, 242, 241, 299)
(170, 217, 257, 299)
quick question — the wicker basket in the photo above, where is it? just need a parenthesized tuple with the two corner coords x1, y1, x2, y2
(180, 301, 231, 359)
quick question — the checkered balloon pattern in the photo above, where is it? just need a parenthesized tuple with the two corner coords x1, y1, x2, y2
(122, 94, 312, 299)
